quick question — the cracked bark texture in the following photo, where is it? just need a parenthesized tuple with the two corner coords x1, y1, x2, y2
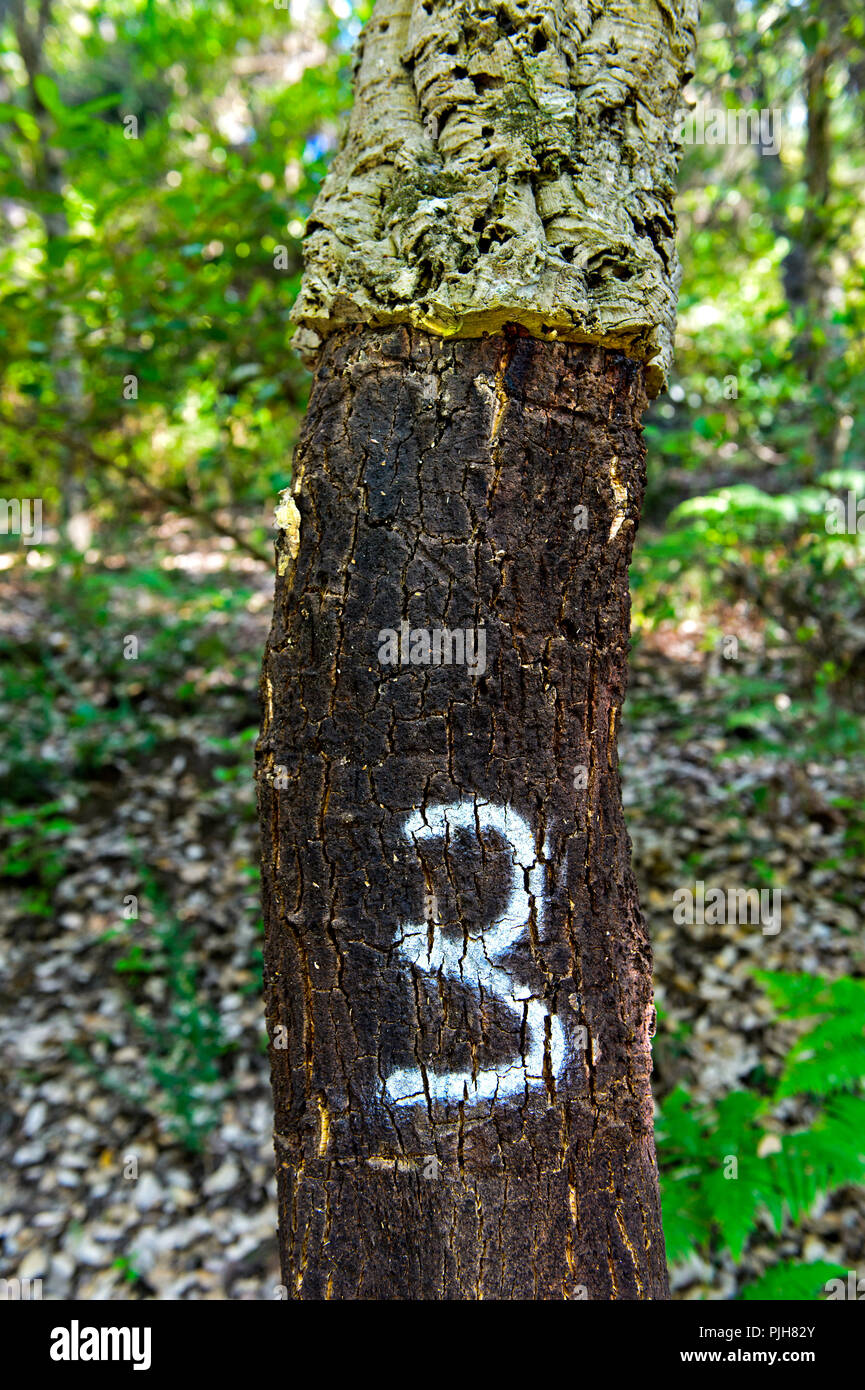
(257, 325, 668, 1298)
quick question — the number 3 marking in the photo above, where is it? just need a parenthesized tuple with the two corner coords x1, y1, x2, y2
(385, 801, 567, 1107)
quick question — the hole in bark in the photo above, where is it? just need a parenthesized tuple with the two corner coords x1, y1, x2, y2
(632, 215, 672, 271)
(436, 106, 455, 137)
(474, 74, 503, 93)
(478, 231, 508, 253)
(586, 255, 635, 287)
(531, 28, 546, 53)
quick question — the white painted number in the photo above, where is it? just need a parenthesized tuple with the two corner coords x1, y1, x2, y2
(385, 801, 566, 1106)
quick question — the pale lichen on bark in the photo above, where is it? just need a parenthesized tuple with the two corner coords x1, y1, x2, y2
(291, 0, 698, 394)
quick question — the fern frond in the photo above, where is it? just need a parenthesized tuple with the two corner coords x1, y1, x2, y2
(740, 1260, 848, 1301)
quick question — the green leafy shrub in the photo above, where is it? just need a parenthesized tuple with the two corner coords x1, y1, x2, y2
(0, 800, 74, 916)
(657, 971, 865, 1299)
(81, 872, 233, 1152)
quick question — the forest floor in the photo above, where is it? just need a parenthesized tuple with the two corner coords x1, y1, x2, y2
(1, 520, 863, 1300)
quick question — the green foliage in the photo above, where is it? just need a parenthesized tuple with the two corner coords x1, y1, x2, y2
(632, 0, 865, 716)
(208, 725, 258, 785)
(657, 971, 865, 1297)
(112, 1254, 145, 1288)
(740, 1260, 848, 1301)
(0, 0, 358, 523)
(757, 972, 865, 1099)
(0, 799, 73, 914)
(83, 871, 233, 1152)
(0, 548, 260, 810)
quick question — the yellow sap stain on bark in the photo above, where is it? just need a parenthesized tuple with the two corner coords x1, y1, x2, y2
(317, 1096, 330, 1158)
(608, 455, 628, 540)
(274, 489, 301, 572)
(615, 1206, 645, 1294)
(489, 351, 510, 446)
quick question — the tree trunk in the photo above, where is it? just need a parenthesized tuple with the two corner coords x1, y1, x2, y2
(12, 0, 91, 549)
(258, 325, 665, 1298)
(258, 0, 697, 1300)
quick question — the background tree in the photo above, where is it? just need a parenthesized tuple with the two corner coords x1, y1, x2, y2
(258, 0, 698, 1299)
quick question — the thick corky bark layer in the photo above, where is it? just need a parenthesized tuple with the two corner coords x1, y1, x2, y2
(291, 0, 699, 394)
(257, 325, 668, 1299)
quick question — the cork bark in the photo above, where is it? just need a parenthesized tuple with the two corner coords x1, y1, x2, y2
(257, 326, 668, 1298)
(291, 0, 698, 395)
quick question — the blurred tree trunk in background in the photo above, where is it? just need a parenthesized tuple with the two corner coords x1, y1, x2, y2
(257, 0, 698, 1299)
(10, 0, 90, 548)
(797, 35, 835, 475)
(721, 0, 840, 477)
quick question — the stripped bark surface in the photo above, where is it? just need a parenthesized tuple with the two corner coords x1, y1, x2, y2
(257, 325, 668, 1298)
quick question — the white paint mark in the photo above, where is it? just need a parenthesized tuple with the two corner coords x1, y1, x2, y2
(384, 800, 567, 1107)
